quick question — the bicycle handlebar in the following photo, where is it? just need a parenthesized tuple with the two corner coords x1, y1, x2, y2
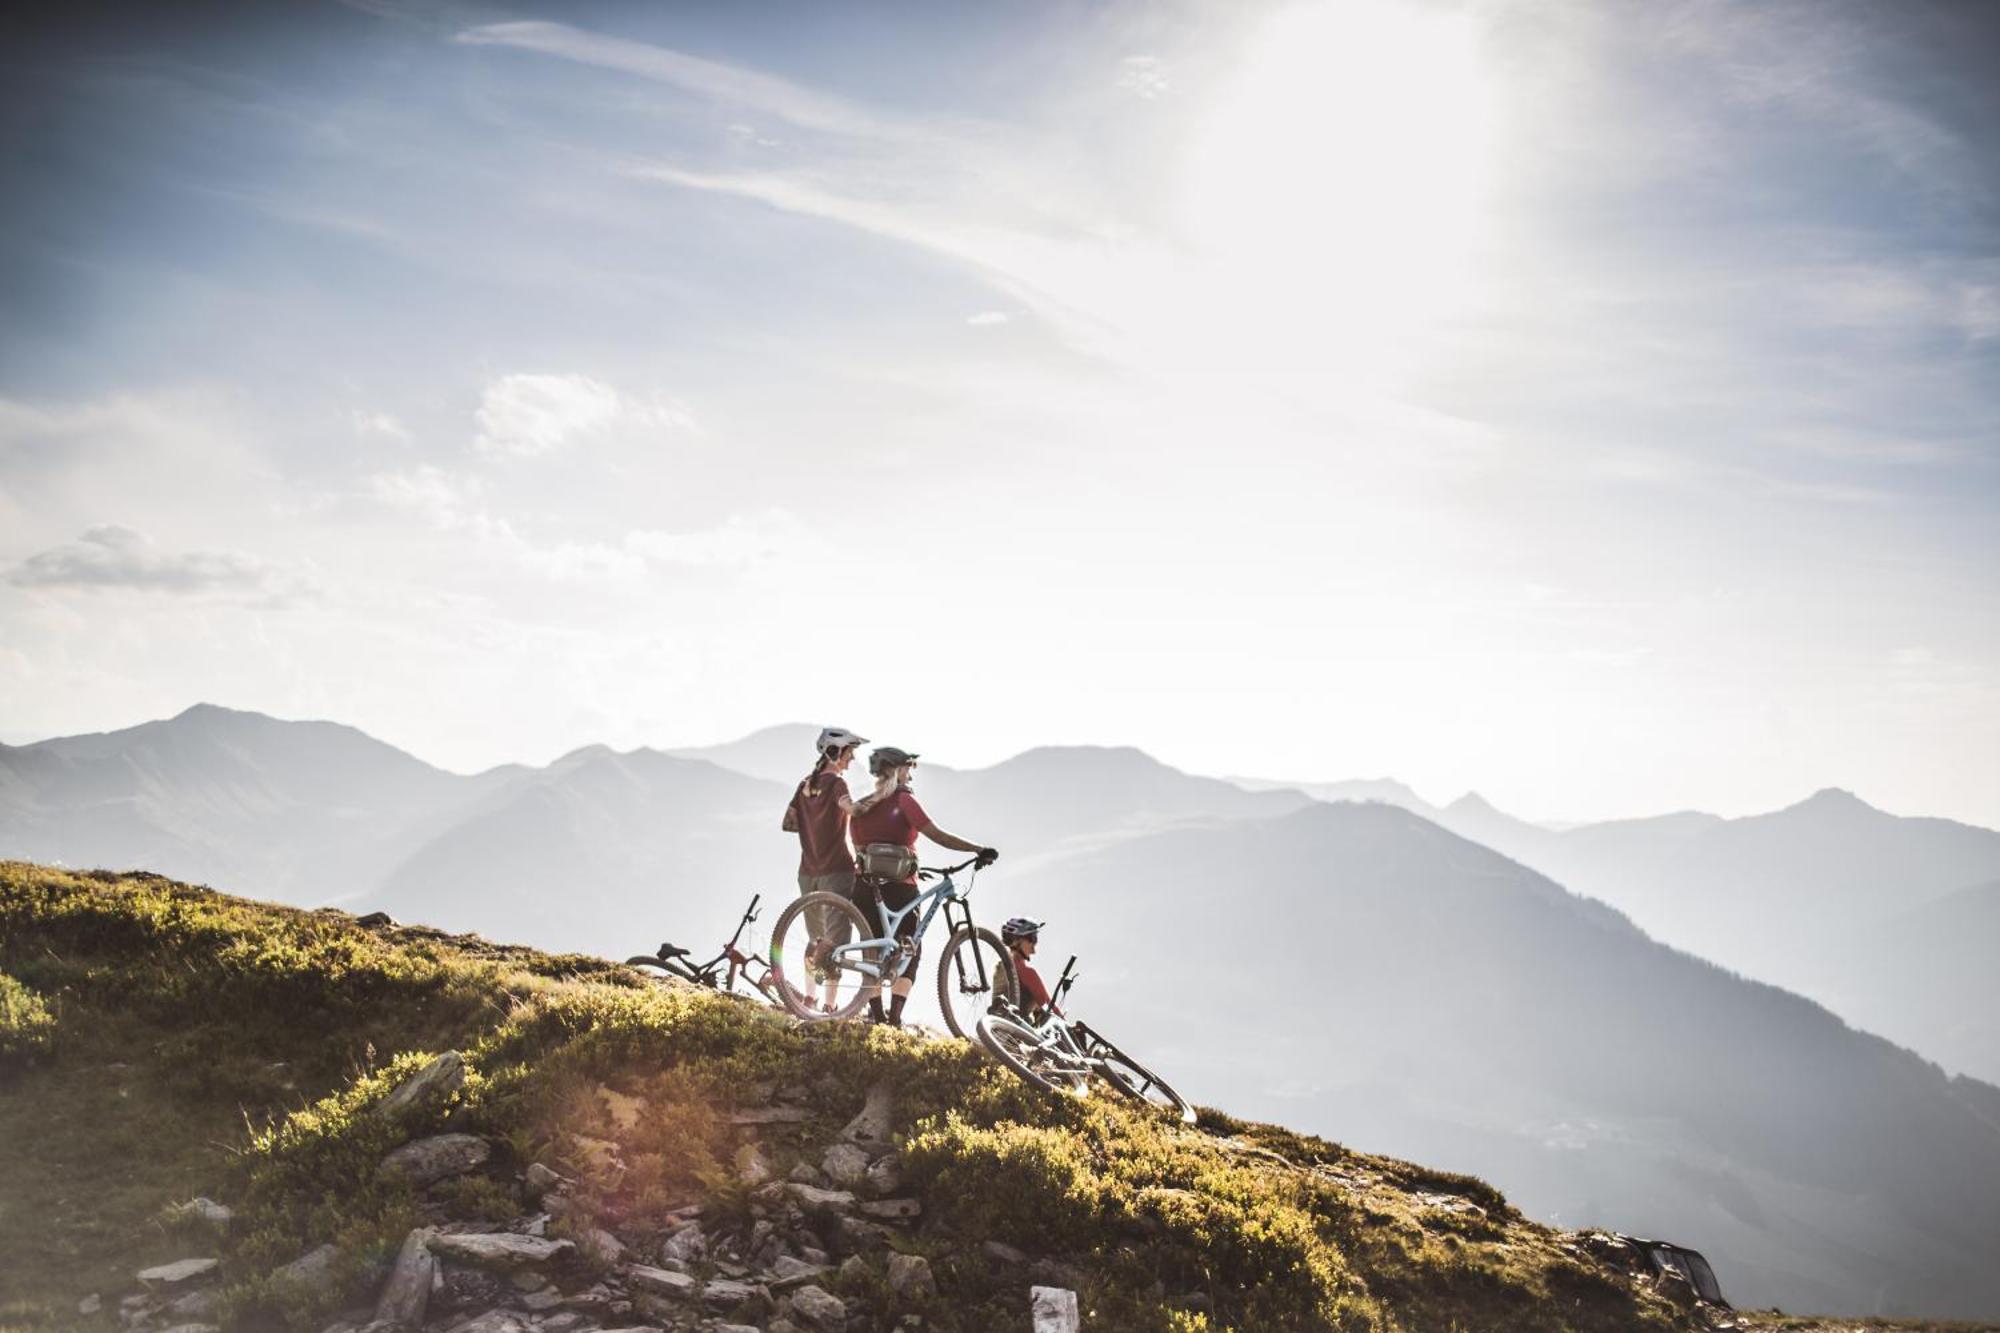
(917, 855, 983, 879)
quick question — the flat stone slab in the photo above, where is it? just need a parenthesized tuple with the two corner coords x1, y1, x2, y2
(375, 1052, 464, 1119)
(625, 1264, 699, 1300)
(859, 1197, 920, 1221)
(783, 1183, 857, 1215)
(1032, 1285, 1081, 1333)
(136, 1259, 217, 1287)
(425, 1233, 574, 1270)
(838, 1082, 896, 1150)
(379, 1133, 491, 1186)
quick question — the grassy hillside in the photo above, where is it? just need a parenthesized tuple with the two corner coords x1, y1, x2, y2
(0, 862, 1988, 1333)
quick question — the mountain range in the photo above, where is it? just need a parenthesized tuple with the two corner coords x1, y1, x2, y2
(6, 704, 2000, 1318)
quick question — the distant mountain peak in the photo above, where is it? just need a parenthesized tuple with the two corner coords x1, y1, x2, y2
(1448, 791, 1500, 815)
(1788, 787, 1879, 815)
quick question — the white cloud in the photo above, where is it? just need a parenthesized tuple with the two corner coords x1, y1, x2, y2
(966, 311, 1010, 327)
(474, 373, 624, 457)
(8, 526, 286, 597)
(353, 410, 411, 442)
(1117, 55, 1170, 100)
(625, 509, 804, 567)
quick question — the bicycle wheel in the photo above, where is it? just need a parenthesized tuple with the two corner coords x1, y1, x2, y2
(976, 1010, 1090, 1098)
(1079, 1027, 1196, 1124)
(769, 891, 878, 1022)
(935, 926, 1018, 1041)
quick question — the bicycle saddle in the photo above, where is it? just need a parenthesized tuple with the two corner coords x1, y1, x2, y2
(656, 943, 691, 959)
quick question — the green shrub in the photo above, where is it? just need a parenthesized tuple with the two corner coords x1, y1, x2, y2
(0, 974, 56, 1066)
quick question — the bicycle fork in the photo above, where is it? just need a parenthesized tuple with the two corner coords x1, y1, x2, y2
(942, 896, 993, 993)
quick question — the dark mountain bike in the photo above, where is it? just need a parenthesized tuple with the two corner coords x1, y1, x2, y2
(625, 894, 777, 1005)
(768, 855, 1015, 1040)
(976, 955, 1196, 1124)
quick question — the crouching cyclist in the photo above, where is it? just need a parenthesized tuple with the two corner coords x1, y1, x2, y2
(1001, 917, 1060, 1021)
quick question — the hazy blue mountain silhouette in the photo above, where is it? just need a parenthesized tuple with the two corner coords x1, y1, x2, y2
(668, 723, 825, 786)
(367, 745, 792, 954)
(996, 800, 2000, 1319)
(1408, 786, 2000, 1081)
(0, 704, 515, 902)
(1801, 877, 2000, 1086)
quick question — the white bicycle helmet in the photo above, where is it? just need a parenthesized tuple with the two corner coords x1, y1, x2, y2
(816, 726, 868, 754)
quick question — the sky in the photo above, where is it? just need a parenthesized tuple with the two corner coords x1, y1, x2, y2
(2, 0, 1997, 827)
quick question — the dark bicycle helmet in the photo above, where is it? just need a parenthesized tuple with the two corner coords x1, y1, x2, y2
(1001, 917, 1044, 943)
(868, 745, 919, 777)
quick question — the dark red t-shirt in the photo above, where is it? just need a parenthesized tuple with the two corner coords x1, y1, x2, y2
(850, 789, 930, 884)
(787, 772, 855, 877)
(1014, 954, 1053, 1014)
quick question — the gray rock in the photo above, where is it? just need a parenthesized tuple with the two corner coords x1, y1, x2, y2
(507, 1269, 546, 1292)
(798, 1246, 831, 1266)
(834, 1216, 893, 1254)
(783, 1183, 856, 1216)
(820, 1143, 870, 1189)
(787, 1162, 827, 1187)
(272, 1245, 343, 1299)
(432, 1265, 510, 1316)
(838, 1082, 896, 1152)
(700, 1276, 768, 1312)
(375, 1052, 464, 1120)
(378, 1133, 491, 1187)
(1031, 1285, 1081, 1333)
(981, 1240, 1029, 1264)
(860, 1197, 921, 1222)
(522, 1162, 565, 1199)
(163, 1288, 220, 1320)
(537, 1315, 590, 1333)
(374, 1228, 435, 1329)
(769, 1255, 829, 1291)
(787, 1284, 846, 1332)
(440, 1312, 530, 1333)
(768, 1321, 802, 1333)
(579, 1226, 627, 1266)
(519, 1289, 564, 1311)
(863, 1154, 904, 1197)
(136, 1258, 218, 1288)
(886, 1253, 935, 1302)
(154, 1324, 221, 1333)
(838, 1255, 870, 1284)
(168, 1197, 234, 1230)
(733, 1142, 774, 1186)
(624, 1264, 698, 1301)
(424, 1233, 574, 1271)
(77, 1294, 102, 1315)
(657, 1223, 707, 1265)
(715, 1325, 763, 1333)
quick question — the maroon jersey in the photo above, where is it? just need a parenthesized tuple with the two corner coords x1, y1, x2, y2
(787, 771, 854, 877)
(850, 789, 930, 884)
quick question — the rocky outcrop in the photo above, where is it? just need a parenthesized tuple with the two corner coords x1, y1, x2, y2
(378, 1133, 491, 1186)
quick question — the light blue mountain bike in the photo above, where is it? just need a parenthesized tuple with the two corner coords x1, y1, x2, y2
(769, 855, 1016, 1040)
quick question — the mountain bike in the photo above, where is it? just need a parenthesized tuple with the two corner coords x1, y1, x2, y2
(976, 955, 1196, 1124)
(768, 855, 1016, 1040)
(625, 894, 777, 1005)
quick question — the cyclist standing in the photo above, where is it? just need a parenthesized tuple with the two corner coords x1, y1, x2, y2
(1002, 917, 1060, 1020)
(850, 745, 998, 1026)
(782, 727, 868, 1013)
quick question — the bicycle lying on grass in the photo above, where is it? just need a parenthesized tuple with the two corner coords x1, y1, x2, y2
(769, 855, 1016, 1040)
(625, 894, 777, 1005)
(976, 955, 1196, 1124)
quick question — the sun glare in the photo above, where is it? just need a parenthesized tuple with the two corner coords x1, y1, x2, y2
(1178, 0, 1498, 378)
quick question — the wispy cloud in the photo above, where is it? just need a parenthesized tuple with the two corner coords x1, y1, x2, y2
(453, 21, 922, 142)
(966, 311, 1010, 327)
